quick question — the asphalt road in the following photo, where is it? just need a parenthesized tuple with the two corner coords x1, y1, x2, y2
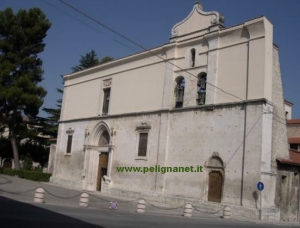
(0, 196, 291, 228)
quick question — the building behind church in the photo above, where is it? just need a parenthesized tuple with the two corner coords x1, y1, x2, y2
(50, 3, 300, 221)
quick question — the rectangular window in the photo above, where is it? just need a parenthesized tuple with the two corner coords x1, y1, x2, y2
(102, 88, 111, 115)
(66, 135, 73, 153)
(138, 133, 148, 157)
(290, 144, 298, 150)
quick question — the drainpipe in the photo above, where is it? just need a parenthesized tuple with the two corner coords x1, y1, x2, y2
(155, 113, 162, 191)
(240, 38, 250, 206)
(154, 51, 168, 191)
(297, 173, 300, 222)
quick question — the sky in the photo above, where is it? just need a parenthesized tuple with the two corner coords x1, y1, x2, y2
(1, 0, 300, 118)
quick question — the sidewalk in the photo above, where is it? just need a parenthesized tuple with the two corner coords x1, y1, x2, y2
(0, 174, 219, 219)
(0, 174, 299, 226)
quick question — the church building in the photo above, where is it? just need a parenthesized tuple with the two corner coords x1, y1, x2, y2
(50, 3, 299, 221)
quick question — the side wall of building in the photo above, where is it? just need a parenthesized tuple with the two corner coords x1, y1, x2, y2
(51, 121, 88, 189)
(271, 46, 297, 220)
(271, 46, 289, 162)
(276, 163, 300, 221)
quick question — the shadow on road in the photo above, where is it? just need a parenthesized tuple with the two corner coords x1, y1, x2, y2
(0, 175, 12, 185)
(0, 196, 104, 228)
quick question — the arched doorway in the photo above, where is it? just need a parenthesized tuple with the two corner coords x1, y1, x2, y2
(83, 121, 114, 191)
(97, 129, 110, 191)
(206, 156, 224, 203)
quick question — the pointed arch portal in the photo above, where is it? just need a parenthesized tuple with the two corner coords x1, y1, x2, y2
(83, 121, 113, 191)
(97, 128, 110, 191)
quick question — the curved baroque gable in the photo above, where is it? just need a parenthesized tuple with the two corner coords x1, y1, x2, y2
(171, 2, 224, 37)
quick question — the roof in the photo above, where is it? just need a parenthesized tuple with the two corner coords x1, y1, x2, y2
(290, 149, 300, 163)
(219, 16, 264, 32)
(284, 99, 294, 106)
(288, 137, 300, 144)
(287, 119, 300, 124)
(277, 149, 300, 166)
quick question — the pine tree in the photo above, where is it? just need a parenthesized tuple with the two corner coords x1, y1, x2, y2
(0, 8, 51, 169)
(41, 82, 63, 138)
(100, 56, 114, 64)
(71, 50, 99, 73)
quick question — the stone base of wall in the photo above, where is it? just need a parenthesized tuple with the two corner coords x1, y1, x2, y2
(229, 204, 280, 221)
(102, 184, 280, 221)
(50, 176, 82, 190)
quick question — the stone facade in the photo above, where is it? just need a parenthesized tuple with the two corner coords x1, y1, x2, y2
(271, 46, 300, 222)
(50, 3, 297, 221)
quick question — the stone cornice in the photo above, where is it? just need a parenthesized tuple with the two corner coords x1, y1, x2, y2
(59, 98, 271, 124)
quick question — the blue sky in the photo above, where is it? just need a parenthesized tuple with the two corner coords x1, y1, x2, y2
(2, 0, 300, 118)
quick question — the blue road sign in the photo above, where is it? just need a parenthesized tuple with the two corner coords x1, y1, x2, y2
(257, 182, 264, 191)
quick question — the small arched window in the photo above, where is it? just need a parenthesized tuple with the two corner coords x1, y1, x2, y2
(197, 73, 207, 105)
(190, 48, 196, 67)
(175, 77, 185, 108)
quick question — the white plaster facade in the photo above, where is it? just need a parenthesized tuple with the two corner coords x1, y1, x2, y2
(50, 3, 295, 221)
(284, 100, 293, 120)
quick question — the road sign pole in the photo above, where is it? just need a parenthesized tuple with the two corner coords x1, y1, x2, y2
(257, 181, 264, 221)
(259, 190, 262, 220)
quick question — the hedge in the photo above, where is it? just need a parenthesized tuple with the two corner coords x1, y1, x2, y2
(0, 168, 51, 182)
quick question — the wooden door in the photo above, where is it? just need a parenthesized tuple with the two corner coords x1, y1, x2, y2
(208, 171, 223, 203)
(97, 153, 108, 191)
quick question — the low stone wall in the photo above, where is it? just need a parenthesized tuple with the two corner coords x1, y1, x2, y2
(102, 184, 280, 221)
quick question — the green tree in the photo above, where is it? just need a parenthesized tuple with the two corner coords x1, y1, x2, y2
(71, 50, 99, 73)
(21, 153, 33, 171)
(43, 51, 114, 137)
(19, 142, 49, 168)
(100, 56, 114, 64)
(0, 8, 51, 169)
(41, 83, 63, 138)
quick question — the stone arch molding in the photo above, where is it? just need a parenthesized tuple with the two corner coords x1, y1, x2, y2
(205, 152, 225, 169)
(86, 121, 111, 148)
